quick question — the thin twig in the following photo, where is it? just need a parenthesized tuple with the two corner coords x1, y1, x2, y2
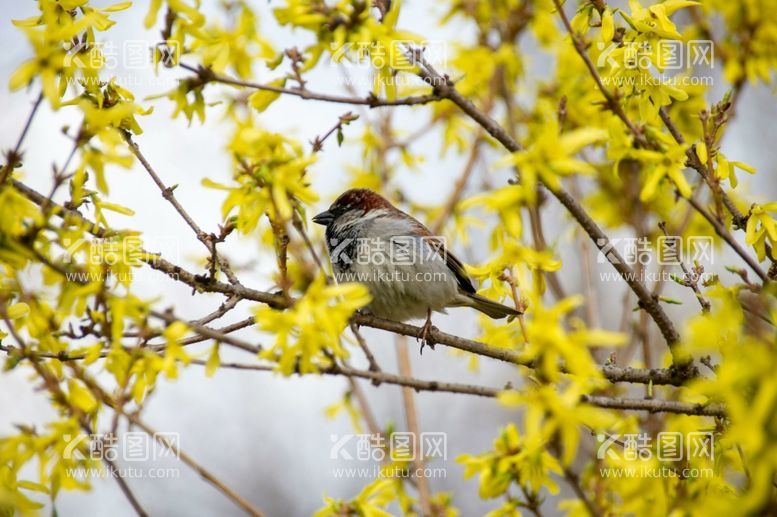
(0, 329, 722, 417)
(192, 296, 241, 326)
(658, 106, 751, 228)
(551, 0, 647, 147)
(685, 195, 768, 282)
(149, 310, 261, 355)
(658, 221, 711, 312)
(396, 335, 432, 515)
(11, 179, 699, 386)
(0, 313, 149, 517)
(350, 322, 381, 376)
(580, 395, 723, 416)
(430, 134, 482, 234)
(0, 92, 43, 183)
(62, 358, 268, 517)
(122, 131, 239, 284)
(407, 50, 685, 365)
(180, 62, 441, 108)
(561, 464, 601, 517)
(310, 112, 359, 153)
(181, 357, 726, 416)
(131, 416, 266, 517)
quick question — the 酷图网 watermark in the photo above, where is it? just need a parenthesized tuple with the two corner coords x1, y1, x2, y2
(597, 39, 715, 88)
(327, 235, 447, 267)
(327, 235, 450, 283)
(596, 236, 713, 266)
(596, 235, 715, 284)
(329, 432, 448, 479)
(597, 431, 714, 479)
(329, 40, 448, 88)
(60, 235, 180, 284)
(61, 38, 181, 88)
(64, 431, 181, 480)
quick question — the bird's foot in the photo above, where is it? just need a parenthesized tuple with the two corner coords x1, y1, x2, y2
(417, 308, 437, 354)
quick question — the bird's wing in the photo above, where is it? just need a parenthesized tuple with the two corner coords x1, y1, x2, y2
(407, 216, 476, 295)
(442, 245, 476, 294)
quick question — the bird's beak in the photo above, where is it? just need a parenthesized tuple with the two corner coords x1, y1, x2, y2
(312, 210, 334, 226)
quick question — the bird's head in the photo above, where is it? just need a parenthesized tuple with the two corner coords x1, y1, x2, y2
(312, 188, 394, 227)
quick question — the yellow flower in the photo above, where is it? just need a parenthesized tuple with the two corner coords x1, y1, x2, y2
(621, 0, 699, 40)
(498, 117, 607, 202)
(715, 153, 756, 188)
(458, 422, 562, 499)
(633, 144, 692, 201)
(161, 320, 191, 378)
(462, 184, 526, 239)
(256, 276, 370, 375)
(10, 0, 132, 105)
(745, 203, 777, 261)
(206, 120, 319, 230)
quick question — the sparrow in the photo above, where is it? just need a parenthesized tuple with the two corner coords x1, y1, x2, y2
(313, 188, 521, 348)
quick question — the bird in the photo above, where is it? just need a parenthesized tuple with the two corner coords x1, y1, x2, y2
(312, 188, 521, 349)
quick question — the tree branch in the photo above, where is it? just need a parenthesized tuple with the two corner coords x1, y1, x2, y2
(0, 92, 43, 183)
(183, 357, 725, 417)
(122, 131, 239, 284)
(395, 335, 432, 515)
(407, 50, 685, 365)
(685, 194, 768, 282)
(0, 312, 150, 517)
(657, 106, 771, 282)
(0, 306, 721, 419)
(551, 0, 647, 147)
(581, 395, 724, 417)
(180, 62, 442, 108)
(10, 179, 698, 386)
(63, 359, 268, 517)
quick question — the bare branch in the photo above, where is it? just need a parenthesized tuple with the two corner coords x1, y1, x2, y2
(581, 395, 724, 417)
(551, 0, 647, 147)
(192, 296, 241, 326)
(658, 221, 711, 312)
(122, 131, 239, 284)
(11, 179, 699, 386)
(396, 335, 432, 515)
(407, 50, 685, 365)
(350, 322, 382, 376)
(183, 357, 725, 416)
(149, 310, 261, 355)
(657, 106, 771, 282)
(0, 92, 43, 183)
(180, 62, 442, 108)
(60, 358, 269, 517)
(685, 194, 768, 282)
(0, 314, 721, 417)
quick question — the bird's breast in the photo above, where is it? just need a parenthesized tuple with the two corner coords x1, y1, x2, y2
(330, 232, 459, 321)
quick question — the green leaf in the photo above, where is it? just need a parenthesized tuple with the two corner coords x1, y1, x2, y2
(658, 296, 683, 305)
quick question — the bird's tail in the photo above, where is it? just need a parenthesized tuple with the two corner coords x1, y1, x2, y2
(457, 293, 522, 320)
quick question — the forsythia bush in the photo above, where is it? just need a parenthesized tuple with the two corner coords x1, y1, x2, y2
(1, 0, 776, 515)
